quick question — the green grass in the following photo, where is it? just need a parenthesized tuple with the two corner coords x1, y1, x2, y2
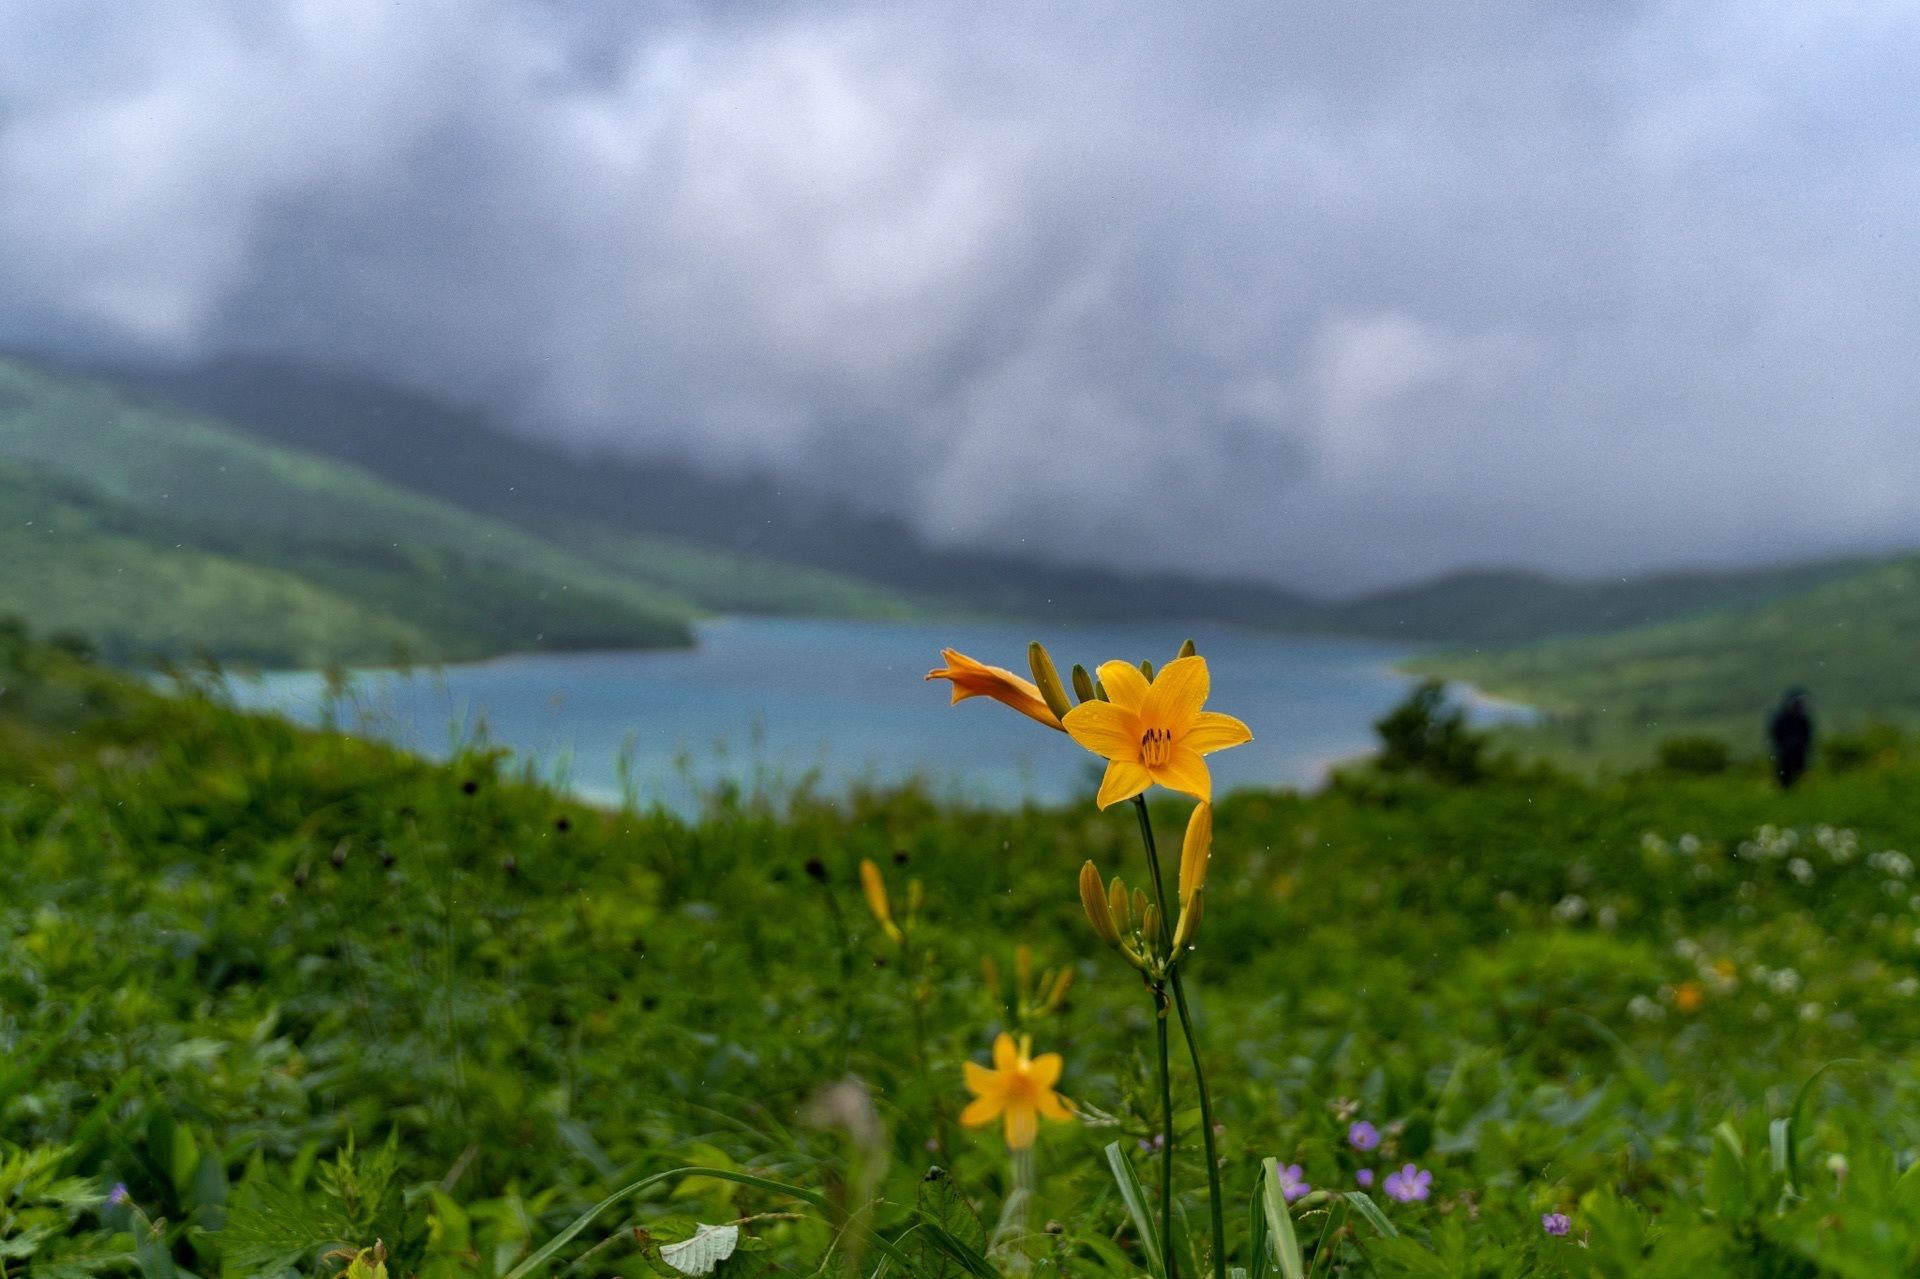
(1411, 554, 1920, 769)
(7, 632, 1920, 1275)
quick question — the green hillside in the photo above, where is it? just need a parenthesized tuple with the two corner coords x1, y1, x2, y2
(1413, 554, 1920, 765)
(1301, 560, 1875, 644)
(0, 359, 918, 665)
(0, 461, 438, 666)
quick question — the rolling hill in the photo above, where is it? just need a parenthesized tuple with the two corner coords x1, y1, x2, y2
(1299, 561, 1877, 644)
(0, 358, 924, 665)
(87, 354, 1316, 625)
(1411, 554, 1920, 765)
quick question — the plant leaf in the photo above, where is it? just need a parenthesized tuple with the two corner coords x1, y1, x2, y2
(659, 1223, 740, 1276)
(1102, 1141, 1166, 1279)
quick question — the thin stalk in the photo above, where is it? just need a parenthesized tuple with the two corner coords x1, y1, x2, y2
(1154, 987, 1179, 1279)
(1134, 797, 1227, 1279)
(1170, 969, 1226, 1279)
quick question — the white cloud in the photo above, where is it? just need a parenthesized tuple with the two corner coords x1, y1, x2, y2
(3, 0, 1920, 589)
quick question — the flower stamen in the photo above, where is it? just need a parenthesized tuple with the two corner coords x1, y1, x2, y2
(1140, 726, 1172, 767)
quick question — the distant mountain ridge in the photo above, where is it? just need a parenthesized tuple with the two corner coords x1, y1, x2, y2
(7, 351, 1912, 675)
(86, 354, 1315, 625)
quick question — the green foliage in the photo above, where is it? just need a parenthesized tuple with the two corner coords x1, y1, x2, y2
(1658, 735, 1734, 776)
(1371, 679, 1489, 783)
(9, 636, 1920, 1275)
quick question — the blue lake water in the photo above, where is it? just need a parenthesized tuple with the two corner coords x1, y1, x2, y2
(219, 617, 1519, 810)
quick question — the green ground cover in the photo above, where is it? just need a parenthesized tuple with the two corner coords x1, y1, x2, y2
(5, 632, 1920, 1276)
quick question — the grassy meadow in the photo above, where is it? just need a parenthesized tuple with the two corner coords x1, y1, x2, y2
(7, 625, 1920, 1277)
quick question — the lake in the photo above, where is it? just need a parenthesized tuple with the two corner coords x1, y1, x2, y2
(219, 617, 1520, 810)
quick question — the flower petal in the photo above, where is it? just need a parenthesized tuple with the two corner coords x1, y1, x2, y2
(963, 1060, 997, 1096)
(1183, 710, 1252, 755)
(992, 1032, 1019, 1071)
(1027, 1053, 1063, 1088)
(1004, 1106, 1039, 1150)
(1095, 660, 1151, 712)
(1063, 700, 1141, 761)
(1036, 1091, 1074, 1121)
(1151, 747, 1213, 804)
(1142, 655, 1209, 729)
(960, 1095, 1004, 1127)
(1096, 759, 1153, 809)
(926, 649, 1062, 728)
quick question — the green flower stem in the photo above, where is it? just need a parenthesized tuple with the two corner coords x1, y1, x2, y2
(1169, 967, 1225, 1279)
(1154, 985, 1179, 1279)
(1132, 796, 1227, 1279)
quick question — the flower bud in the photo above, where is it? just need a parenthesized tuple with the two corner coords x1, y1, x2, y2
(1028, 642, 1074, 722)
(1139, 660, 1154, 681)
(1177, 638, 1198, 660)
(1080, 861, 1122, 948)
(1109, 877, 1133, 932)
(1173, 890, 1205, 951)
(860, 858, 904, 944)
(1071, 664, 1096, 704)
(1179, 803, 1213, 905)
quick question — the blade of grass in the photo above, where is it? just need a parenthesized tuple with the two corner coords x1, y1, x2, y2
(1340, 1192, 1398, 1240)
(1103, 1141, 1168, 1279)
(1258, 1159, 1305, 1279)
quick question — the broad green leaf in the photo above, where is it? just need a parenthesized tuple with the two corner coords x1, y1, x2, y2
(659, 1223, 740, 1276)
(1258, 1159, 1304, 1279)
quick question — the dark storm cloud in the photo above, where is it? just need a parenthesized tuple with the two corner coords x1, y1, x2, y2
(4, 0, 1919, 590)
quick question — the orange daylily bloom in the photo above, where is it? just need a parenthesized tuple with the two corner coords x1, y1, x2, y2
(1062, 656, 1251, 807)
(926, 648, 1064, 730)
(960, 1032, 1074, 1149)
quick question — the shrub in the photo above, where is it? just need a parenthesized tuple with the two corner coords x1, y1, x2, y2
(1373, 679, 1489, 783)
(1656, 735, 1732, 775)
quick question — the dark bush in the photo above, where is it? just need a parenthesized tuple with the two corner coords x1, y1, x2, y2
(1656, 735, 1732, 775)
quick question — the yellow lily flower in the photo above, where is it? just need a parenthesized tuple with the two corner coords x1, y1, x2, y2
(1062, 655, 1252, 807)
(960, 1032, 1074, 1149)
(926, 649, 1064, 730)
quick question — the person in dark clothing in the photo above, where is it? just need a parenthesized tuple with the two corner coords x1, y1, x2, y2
(1768, 688, 1814, 789)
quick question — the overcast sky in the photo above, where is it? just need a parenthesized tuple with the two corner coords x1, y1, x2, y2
(3, 0, 1918, 592)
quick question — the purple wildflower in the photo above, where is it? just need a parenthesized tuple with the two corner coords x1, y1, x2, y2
(108, 1183, 130, 1207)
(1383, 1164, 1431, 1203)
(1276, 1164, 1310, 1202)
(1347, 1120, 1380, 1151)
(1541, 1212, 1571, 1237)
(1355, 1168, 1375, 1187)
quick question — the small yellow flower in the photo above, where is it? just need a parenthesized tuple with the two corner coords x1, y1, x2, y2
(926, 649, 1064, 730)
(961, 1032, 1074, 1149)
(1062, 655, 1251, 807)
